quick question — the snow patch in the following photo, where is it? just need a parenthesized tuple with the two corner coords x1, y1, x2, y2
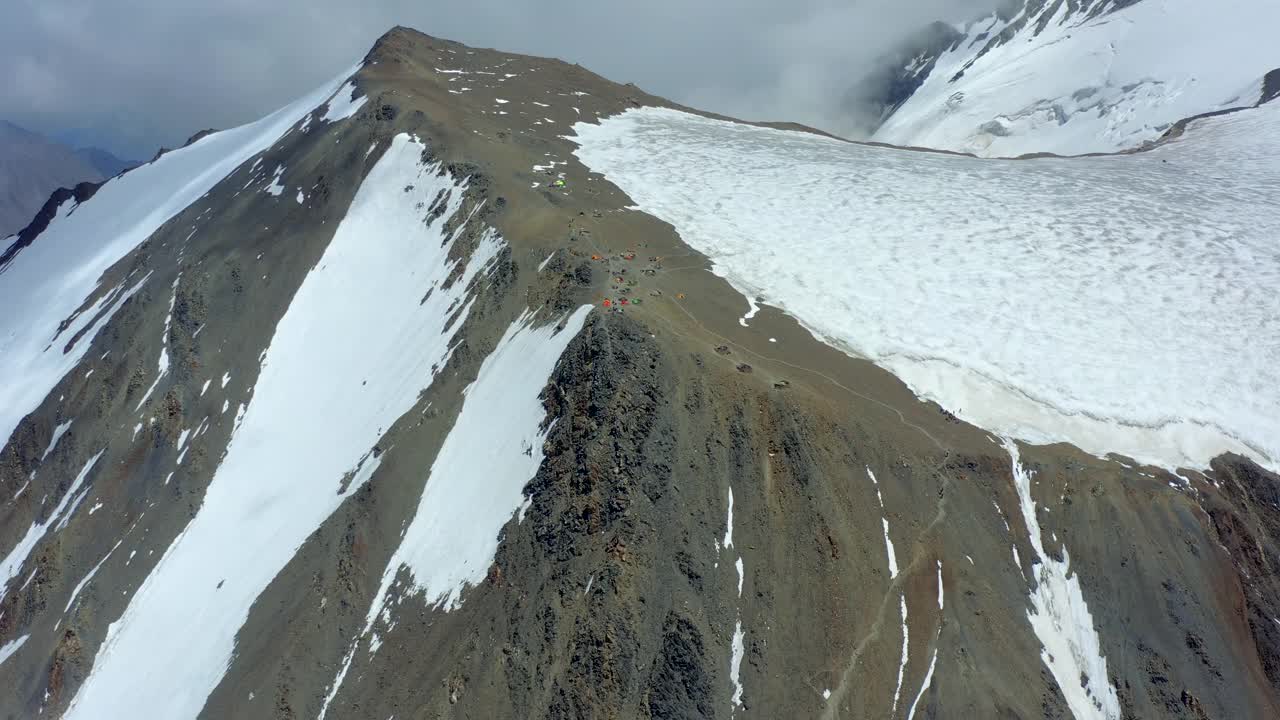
(41, 420, 73, 460)
(0, 452, 103, 595)
(906, 561, 944, 720)
(375, 306, 590, 605)
(724, 483, 747, 714)
(0, 634, 28, 668)
(881, 518, 899, 578)
(265, 165, 286, 197)
(889, 594, 910, 717)
(318, 305, 591, 717)
(738, 296, 760, 327)
(729, 620, 746, 710)
(320, 80, 368, 123)
(723, 487, 734, 549)
(64, 540, 122, 613)
(1005, 440, 1120, 720)
(868, 467, 898, 578)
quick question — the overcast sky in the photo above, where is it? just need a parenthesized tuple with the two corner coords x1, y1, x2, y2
(0, 0, 996, 159)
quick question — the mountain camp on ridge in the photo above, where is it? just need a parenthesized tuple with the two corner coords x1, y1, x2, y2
(1, 9, 1279, 720)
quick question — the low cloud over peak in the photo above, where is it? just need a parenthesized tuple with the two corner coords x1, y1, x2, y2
(0, 0, 998, 158)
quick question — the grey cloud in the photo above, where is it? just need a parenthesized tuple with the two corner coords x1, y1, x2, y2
(0, 0, 998, 158)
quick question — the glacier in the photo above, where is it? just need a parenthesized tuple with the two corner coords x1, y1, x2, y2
(572, 102, 1280, 472)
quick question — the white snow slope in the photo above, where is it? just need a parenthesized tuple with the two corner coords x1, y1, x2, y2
(366, 306, 591, 612)
(573, 103, 1280, 472)
(64, 133, 502, 719)
(318, 305, 591, 718)
(0, 64, 361, 453)
(874, 0, 1280, 157)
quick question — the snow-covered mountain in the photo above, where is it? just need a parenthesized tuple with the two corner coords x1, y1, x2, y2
(869, 0, 1280, 156)
(1, 26, 1278, 720)
(0, 122, 122, 237)
(72, 146, 138, 179)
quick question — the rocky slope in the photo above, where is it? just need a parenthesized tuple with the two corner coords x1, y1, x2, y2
(0, 26, 1278, 720)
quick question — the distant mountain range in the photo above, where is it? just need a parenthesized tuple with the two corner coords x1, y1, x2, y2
(0, 121, 138, 236)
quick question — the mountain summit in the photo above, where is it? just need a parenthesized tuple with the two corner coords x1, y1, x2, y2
(1, 24, 1278, 720)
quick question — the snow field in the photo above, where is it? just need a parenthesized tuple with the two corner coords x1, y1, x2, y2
(572, 103, 1280, 472)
